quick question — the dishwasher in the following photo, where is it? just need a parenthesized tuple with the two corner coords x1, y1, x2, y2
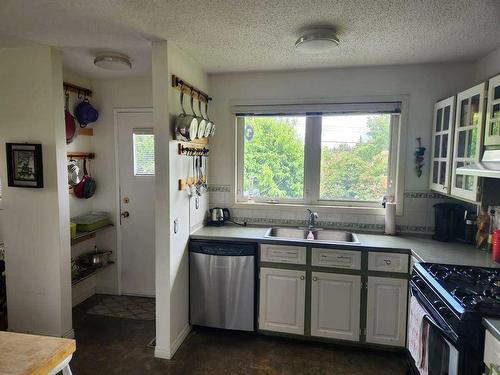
(189, 241, 256, 331)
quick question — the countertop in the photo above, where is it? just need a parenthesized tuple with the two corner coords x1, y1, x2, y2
(0, 331, 76, 375)
(483, 318, 500, 342)
(190, 225, 500, 268)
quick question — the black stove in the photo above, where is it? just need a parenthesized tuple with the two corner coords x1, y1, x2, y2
(410, 263, 500, 375)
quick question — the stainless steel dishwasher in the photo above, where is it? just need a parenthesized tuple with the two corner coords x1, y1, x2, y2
(189, 241, 256, 331)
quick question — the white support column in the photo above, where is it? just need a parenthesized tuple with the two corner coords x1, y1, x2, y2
(0, 46, 72, 337)
(152, 40, 172, 359)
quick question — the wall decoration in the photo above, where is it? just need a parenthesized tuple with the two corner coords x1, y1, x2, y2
(414, 137, 426, 178)
(6, 143, 43, 188)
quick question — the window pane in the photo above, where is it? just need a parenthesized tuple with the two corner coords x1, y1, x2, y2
(434, 135, 441, 158)
(439, 161, 446, 185)
(495, 85, 500, 100)
(441, 134, 448, 158)
(443, 106, 450, 131)
(433, 161, 439, 184)
(467, 128, 477, 158)
(470, 94, 480, 126)
(320, 114, 390, 201)
(457, 131, 466, 157)
(243, 116, 305, 200)
(133, 132, 155, 176)
(465, 175, 475, 191)
(436, 108, 442, 132)
(460, 99, 469, 127)
(491, 103, 500, 136)
(455, 162, 464, 188)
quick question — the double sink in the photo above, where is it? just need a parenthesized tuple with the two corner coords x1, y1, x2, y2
(265, 227, 359, 244)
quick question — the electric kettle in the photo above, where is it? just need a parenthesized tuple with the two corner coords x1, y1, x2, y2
(209, 207, 230, 226)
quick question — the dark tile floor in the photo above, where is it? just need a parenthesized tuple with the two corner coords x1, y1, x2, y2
(71, 295, 408, 375)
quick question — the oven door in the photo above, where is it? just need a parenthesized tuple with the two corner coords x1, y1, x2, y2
(424, 315, 459, 375)
(410, 284, 460, 375)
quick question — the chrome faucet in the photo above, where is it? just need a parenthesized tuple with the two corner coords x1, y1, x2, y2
(306, 209, 319, 230)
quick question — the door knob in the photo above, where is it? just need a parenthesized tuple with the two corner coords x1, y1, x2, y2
(313, 277, 318, 282)
(121, 211, 130, 218)
(300, 275, 305, 280)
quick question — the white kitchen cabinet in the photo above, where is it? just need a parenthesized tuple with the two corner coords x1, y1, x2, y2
(451, 82, 487, 202)
(310, 272, 361, 341)
(430, 96, 455, 194)
(484, 73, 500, 146)
(366, 276, 408, 347)
(259, 267, 306, 335)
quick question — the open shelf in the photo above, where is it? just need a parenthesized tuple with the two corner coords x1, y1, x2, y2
(72, 261, 114, 286)
(71, 224, 114, 246)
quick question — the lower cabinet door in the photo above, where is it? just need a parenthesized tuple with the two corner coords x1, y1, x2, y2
(259, 267, 306, 335)
(310, 272, 361, 341)
(366, 276, 408, 347)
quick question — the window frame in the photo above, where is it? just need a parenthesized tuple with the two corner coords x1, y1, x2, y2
(234, 98, 407, 214)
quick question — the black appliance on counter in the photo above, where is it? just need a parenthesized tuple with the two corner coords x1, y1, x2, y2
(433, 203, 476, 243)
(207, 207, 247, 227)
(409, 263, 500, 375)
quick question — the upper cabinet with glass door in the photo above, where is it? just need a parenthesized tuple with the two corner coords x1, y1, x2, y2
(450, 82, 487, 202)
(484, 74, 500, 146)
(430, 96, 455, 194)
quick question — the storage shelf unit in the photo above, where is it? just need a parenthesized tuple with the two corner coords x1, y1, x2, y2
(72, 262, 114, 286)
(71, 224, 114, 246)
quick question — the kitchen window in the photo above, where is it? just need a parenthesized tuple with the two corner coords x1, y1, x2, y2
(133, 129, 155, 176)
(235, 101, 404, 209)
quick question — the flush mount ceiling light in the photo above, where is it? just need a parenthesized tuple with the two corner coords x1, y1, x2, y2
(94, 53, 132, 71)
(295, 28, 340, 53)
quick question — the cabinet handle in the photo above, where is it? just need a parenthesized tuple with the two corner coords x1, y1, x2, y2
(337, 255, 350, 260)
(384, 259, 392, 265)
(300, 275, 305, 280)
(313, 276, 318, 281)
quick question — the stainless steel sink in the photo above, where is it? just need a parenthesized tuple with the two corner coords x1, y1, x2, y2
(265, 227, 359, 244)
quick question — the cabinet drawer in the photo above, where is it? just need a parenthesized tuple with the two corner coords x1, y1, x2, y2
(311, 248, 361, 270)
(260, 244, 306, 264)
(368, 252, 409, 273)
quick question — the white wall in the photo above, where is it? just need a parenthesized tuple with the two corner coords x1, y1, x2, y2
(207, 61, 477, 233)
(474, 46, 500, 82)
(153, 41, 209, 359)
(0, 46, 72, 337)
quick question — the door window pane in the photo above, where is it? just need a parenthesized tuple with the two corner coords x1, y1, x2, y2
(439, 162, 446, 185)
(133, 132, 155, 176)
(436, 108, 442, 132)
(470, 94, 480, 126)
(441, 134, 448, 158)
(443, 106, 450, 131)
(460, 99, 469, 127)
(457, 131, 466, 157)
(243, 116, 305, 200)
(434, 135, 441, 158)
(320, 114, 390, 201)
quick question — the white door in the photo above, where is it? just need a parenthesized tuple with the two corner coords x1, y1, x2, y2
(450, 82, 486, 202)
(429, 96, 455, 194)
(117, 111, 155, 297)
(366, 276, 408, 347)
(311, 272, 361, 341)
(259, 267, 305, 335)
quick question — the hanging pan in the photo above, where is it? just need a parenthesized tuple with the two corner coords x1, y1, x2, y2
(174, 83, 198, 141)
(74, 159, 96, 199)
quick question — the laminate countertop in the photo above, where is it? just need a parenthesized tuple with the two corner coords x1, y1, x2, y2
(483, 318, 500, 342)
(190, 225, 499, 268)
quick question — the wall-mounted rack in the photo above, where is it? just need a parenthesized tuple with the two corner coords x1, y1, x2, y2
(67, 152, 95, 160)
(178, 144, 209, 156)
(172, 74, 211, 103)
(178, 177, 207, 191)
(63, 82, 92, 97)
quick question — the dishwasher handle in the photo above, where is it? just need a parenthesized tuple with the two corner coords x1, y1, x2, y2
(189, 241, 256, 256)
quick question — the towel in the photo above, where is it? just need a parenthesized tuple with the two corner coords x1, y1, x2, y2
(408, 296, 429, 375)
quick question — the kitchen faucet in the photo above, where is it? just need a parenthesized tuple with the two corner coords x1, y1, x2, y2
(306, 209, 319, 230)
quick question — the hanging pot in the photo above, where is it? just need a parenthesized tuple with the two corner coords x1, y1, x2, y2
(203, 100, 215, 137)
(75, 98, 99, 127)
(175, 84, 198, 141)
(195, 99, 207, 139)
(74, 159, 96, 199)
(65, 92, 76, 144)
(67, 160, 83, 186)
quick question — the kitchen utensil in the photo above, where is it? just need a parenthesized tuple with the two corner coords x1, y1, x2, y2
(196, 100, 207, 138)
(203, 101, 214, 137)
(75, 97, 99, 127)
(65, 91, 76, 144)
(74, 159, 96, 199)
(175, 84, 198, 141)
(67, 160, 83, 186)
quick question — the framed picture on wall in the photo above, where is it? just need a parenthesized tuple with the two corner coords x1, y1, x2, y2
(6, 143, 44, 188)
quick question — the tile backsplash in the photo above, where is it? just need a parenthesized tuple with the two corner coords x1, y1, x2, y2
(209, 186, 455, 234)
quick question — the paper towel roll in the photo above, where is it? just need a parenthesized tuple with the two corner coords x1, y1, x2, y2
(385, 202, 396, 235)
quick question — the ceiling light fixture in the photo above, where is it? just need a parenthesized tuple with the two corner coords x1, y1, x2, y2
(295, 28, 340, 54)
(94, 53, 132, 71)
